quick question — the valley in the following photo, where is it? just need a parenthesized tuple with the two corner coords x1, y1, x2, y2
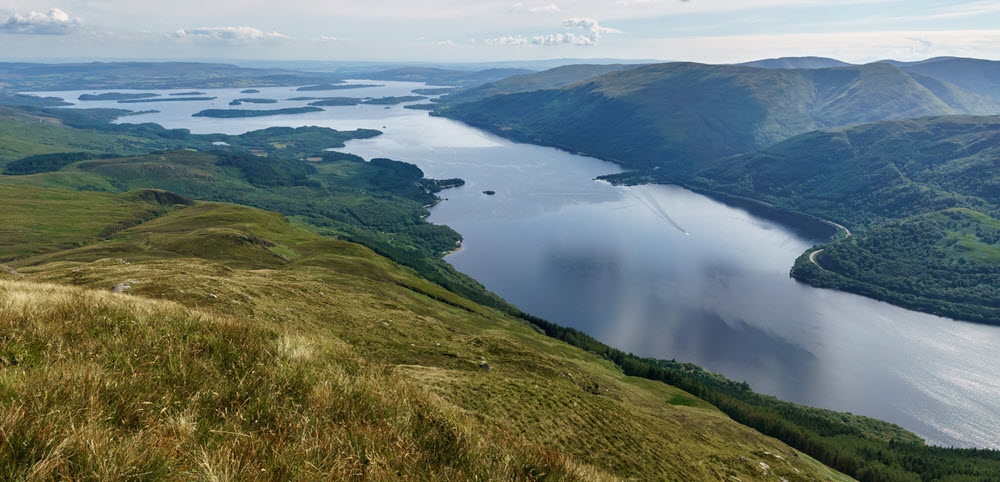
(3, 63, 1000, 480)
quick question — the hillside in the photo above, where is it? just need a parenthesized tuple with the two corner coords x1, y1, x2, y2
(603, 115, 1000, 324)
(889, 57, 1000, 103)
(0, 183, 850, 480)
(440, 64, 639, 104)
(436, 62, 1000, 170)
(737, 57, 851, 69)
(792, 208, 1000, 323)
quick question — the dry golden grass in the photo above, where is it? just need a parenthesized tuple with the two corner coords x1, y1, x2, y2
(0, 278, 607, 480)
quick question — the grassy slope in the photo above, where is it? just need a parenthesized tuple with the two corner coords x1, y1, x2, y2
(0, 185, 848, 481)
(436, 62, 998, 171)
(0, 107, 163, 162)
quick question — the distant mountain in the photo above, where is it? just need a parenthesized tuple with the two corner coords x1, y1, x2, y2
(885, 57, 1000, 102)
(438, 62, 1000, 170)
(441, 64, 641, 104)
(737, 56, 851, 69)
(363, 67, 534, 87)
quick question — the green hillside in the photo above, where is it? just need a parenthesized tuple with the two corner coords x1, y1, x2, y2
(436, 62, 1000, 171)
(891, 57, 1000, 102)
(793, 208, 1000, 323)
(604, 115, 1000, 324)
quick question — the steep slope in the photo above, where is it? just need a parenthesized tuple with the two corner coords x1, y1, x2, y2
(737, 57, 851, 69)
(0, 183, 849, 481)
(441, 64, 639, 104)
(437, 62, 992, 171)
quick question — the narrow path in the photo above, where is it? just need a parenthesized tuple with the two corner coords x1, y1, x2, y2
(825, 220, 851, 238)
(809, 249, 824, 268)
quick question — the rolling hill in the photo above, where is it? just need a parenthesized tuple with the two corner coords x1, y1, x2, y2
(436, 62, 1000, 171)
(887, 56, 1000, 103)
(440, 63, 640, 104)
(737, 56, 852, 69)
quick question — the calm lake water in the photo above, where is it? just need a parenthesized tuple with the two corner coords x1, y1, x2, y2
(37, 81, 1000, 449)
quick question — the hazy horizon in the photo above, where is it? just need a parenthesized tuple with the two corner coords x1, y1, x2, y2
(2, 1, 999, 64)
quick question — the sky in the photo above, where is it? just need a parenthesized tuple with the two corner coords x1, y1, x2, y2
(1, 0, 999, 64)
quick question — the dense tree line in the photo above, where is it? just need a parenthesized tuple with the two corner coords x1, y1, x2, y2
(4, 152, 110, 175)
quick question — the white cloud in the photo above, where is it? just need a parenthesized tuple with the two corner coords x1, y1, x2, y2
(512, 2, 561, 13)
(562, 17, 620, 39)
(318, 35, 341, 42)
(489, 17, 620, 47)
(486, 34, 529, 45)
(530, 3, 562, 12)
(172, 26, 289, 42)
(0, 8, 80, 35)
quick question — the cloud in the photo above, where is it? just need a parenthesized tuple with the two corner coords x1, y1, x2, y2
(486, 35, 529, 46)
(318, 35, 341, 42)
(513, 2, 562, 13)
(488, 17, 620, 47)
(560, 17, 621, 41)
(172, 26, 289, 42)
(0, 8, 80, 35)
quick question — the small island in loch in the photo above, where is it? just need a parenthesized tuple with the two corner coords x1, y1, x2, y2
(229, 98, 279, 106)
(307, 97, 362, 106)
(79, 92, 159, 101)
(118, 96, 216, 103)
(192, 106, 324, 118)
(361, 95, 427, 105)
